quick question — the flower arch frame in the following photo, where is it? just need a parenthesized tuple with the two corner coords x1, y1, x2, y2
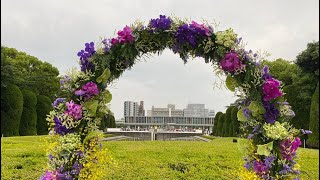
(41, 15, 311, 180)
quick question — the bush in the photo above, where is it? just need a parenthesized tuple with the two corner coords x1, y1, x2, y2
(213, 112, 223, 136)
(1, 84, 24, 136)
(217, 114, 225, 137)
(19, 89, 37, 136)
(307, 82, 319, 149)
(36, 95, 53, 135)
(231, 106, 239, 137)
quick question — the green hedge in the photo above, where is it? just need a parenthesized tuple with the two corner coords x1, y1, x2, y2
(307, 82, 319, 149)
(213, 112, 223, 136)
(19, 89, 37, 136)
(36, 95, 52, 135)
(1, 84, 23, 136)
(217, 113, 225, 137)
(231, 106, 239, 137)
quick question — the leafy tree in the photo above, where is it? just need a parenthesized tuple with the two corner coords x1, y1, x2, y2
(217, 113, 225, 137)
(19, 89, 38, 136)
(307, 82, 319, 148)
(1, 84, 23, 136)
(1, 46, 60, 100)
(36, 95, 53, 135)
(213, 112, 223, 136)
(296, 41, 319, 78)
(224, 106, 233, 137)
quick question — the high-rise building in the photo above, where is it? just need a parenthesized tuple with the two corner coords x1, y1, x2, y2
(183, 104, 209, 117)
(124, 101, 139, 117)
(138, 101, 145, 116)
(149, 104, 183, 117)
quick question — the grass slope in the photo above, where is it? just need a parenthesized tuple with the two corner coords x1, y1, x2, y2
(1, 136, 319, 180)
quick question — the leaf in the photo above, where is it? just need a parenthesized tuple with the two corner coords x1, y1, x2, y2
(226, 75, 237, 92)
(96, 68, 111, 84)
(248, 101, 266, 117)
(237, 108, 247, 122)
(257, 141, 273, 156)
(101, 90, 112, 104)
(83, 100, 99, 116)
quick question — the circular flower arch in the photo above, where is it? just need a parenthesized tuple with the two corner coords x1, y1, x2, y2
(41, 15, 312, 179)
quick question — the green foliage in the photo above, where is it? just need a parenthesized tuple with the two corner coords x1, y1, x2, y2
(36, 95, 52, 135)
(217, 114, 225, 137)
(19, 89, 37, 136)
(296, 41, 319, 78)
(257, 141, 273, 156)
(231, 106, 239, 137)
(226, 76, 237, 92)
(1, 84, 24, 136)
(213, 112, 222, 136)
(1, 46, 60, 100)
(224, 107, 233, 137)
(1, 136, 319, 180)
(307, 82, 319, 149)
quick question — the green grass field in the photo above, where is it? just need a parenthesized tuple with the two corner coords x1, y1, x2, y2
(1, 136, 319, 180)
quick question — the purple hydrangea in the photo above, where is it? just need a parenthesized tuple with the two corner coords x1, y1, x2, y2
(64, 100, 82, 120)
(220, 52, 245, 73)
(280, 137, 301, 161)
(77, 42, 96, 72)
(175, 21, 212, 48)
(149, 15, 172, 31)
(262, 78, 283, 101)
(53, 116, 71, 135)
(75, 81, 99, 100)
(52, 98, 66, 108)
(263, 101, 280, 124)
(39, 170, 55, 180)
(262, 65, 273, 80)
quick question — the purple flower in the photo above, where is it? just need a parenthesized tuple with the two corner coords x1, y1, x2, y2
(253, 160, 269, 178)
(77, 42, 95, 72)
(71, 162, 83, 175)
(75, 81, 99, 100)
(252, 125, 260, 133)
(53, 116, 71, 135)
(52, 98, 66, 108)
(110, 38, 119, 46)
(248, 134, 254, 139)
(64, 100, 82, 120)
(262, 78, 283, 101)
(262, 65, 273, 80)
(280, 137, 301, 161)
(263, 101, 280, 124)
(301, 129, 312, 135)
(40, 170, 55, 180)
(279, 164, 293, 175)
(264, 155, 275, 168)
(149, 15, 172, 31)
(243, 108, 252, 119)
(220, 52, 245, 73)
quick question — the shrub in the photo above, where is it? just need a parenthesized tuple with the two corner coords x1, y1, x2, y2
(307, 82, 319, 148)
(1, 84, 23, 136)
(19, 89, 37, 136)
(213, 112, 223, 136)
(217, 113, 225, 137)
(36, 95, 53, 135)
(231, 106, 239, 137)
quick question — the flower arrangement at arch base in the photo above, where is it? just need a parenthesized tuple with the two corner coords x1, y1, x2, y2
(40, 15, 312, 179)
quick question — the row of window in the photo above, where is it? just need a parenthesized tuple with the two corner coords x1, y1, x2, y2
(125, 117, 213, 124)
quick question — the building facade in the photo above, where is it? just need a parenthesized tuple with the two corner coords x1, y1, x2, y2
(149, 104, 183, 117)
(124, 101, 139, 117)
(183, 104, 209, 117)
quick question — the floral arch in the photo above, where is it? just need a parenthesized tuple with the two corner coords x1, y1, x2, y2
(40, 15, 310, 180)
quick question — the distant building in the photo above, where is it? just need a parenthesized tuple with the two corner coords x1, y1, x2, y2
(149, 104, 183, 117)
(183, 104, 208, 117)
(124, 101, 139, 117)
(208, 110, 215, 117)
(138, 101, 145, 116)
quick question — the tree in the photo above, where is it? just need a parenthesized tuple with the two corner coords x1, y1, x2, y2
(223, 106, 233, 137)
(213, 112, 223, 136)
(307, 82, 319, 149)
(19, 89, 37, 136)
(1, 46, 60, 100)
(231, 106, 239, 136)
(1, 84, 23, 136)
(36, 95, 53, 135)
(217, 113, 225, 137)
(296, 41, 319, 78)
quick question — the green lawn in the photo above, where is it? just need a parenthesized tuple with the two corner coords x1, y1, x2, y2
(1, 136, 319, 180)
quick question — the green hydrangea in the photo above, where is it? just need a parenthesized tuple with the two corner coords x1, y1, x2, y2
(215, 28, 237, 49)
(263, 122, 289, 140)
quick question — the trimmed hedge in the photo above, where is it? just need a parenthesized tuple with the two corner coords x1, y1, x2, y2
(231, 106, 239, 137)
(213, 112, 223, 136)
(217, 113, 225, 137)
(19, 89, 37, 136)
(307, 82, 319, 148)
(1, 84, 23, 136)
(36, 95, 52, 135)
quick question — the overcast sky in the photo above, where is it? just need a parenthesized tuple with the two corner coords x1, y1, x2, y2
(2, 0, 319, 119)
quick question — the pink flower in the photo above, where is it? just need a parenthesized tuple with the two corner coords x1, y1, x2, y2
(190, 21, 212, 36)
(117, 26, 134, 43)
(253, 160, 269, 177)
(110, 38, 119, 46)
(75, 82, 99, 100)
(280, 137, 301, 161)
(40, 170, 55, 180)
(262, 79, 283, 101)
(220, 52, 245, 72)
(65, 100, 82, 120)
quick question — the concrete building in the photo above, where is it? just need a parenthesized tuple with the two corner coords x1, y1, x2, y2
(138, 101, 145, 116)
(149, 104, 183, 117)
(208, 110, 215, 117)
(124, 101, 139, 117)
(183, 104, 209, 117)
